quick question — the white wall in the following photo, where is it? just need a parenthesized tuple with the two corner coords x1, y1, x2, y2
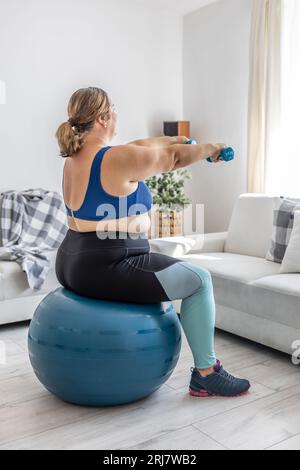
(0, 0, 182, 193)
(0, 0, 253, 234)
(183, 0, 252, 232)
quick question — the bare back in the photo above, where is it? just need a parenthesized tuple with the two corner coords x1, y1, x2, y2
(63, 144, 153, 233)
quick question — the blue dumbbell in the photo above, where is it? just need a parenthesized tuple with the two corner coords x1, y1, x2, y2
(186, 139, 234, 163)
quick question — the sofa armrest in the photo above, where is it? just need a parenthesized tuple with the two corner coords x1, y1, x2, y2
(149, 236, 197, 257)
(149, 232, 227, 257)
(186, 232, 228, 254)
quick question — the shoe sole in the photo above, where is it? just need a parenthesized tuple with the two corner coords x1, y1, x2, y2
(189, 386, 251, 398)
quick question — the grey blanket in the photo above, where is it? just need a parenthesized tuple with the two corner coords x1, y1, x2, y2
(0, 189, 68, 290)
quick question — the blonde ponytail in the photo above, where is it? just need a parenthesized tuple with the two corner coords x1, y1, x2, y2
(55, 87, 110, 158)
(55, 121, 86, 158)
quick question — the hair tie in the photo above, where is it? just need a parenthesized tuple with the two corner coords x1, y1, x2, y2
(68, 118, 76, 127)
(68, 119, 88, 133)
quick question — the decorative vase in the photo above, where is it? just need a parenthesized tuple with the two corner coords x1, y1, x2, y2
(148, 209, 183, 239)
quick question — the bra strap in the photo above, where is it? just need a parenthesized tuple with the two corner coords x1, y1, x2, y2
(86, 146, 111, 194)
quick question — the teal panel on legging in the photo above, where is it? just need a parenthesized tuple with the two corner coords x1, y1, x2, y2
(155, 261, 216, 369)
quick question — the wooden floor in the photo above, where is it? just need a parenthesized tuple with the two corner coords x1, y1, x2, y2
(0, 322, 300, 450)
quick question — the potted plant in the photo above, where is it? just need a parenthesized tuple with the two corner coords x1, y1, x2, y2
(146, 169, 192, 238)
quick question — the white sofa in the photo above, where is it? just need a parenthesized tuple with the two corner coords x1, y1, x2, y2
(1, 193, 299, 356)
(0, 249, 59, 326)
(150, 193, 300, 356)
(0, 194, 60, 325)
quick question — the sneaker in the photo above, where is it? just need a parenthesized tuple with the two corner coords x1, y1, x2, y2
(189, 360, 251, 398)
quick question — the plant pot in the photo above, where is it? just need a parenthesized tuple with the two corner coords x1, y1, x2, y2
(148, 210, 183, 239)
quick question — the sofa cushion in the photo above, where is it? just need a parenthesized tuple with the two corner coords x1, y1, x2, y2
(245, 274, 300, 329)
(251, 274, 300, 297)
(0, 250, 60, 301)
(182, 252, 300, 330)
(182, 252, 280, 283)
(224, 193, 276, 258)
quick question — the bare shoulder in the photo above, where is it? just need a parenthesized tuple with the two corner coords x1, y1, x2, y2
(104, 144, 154, 171)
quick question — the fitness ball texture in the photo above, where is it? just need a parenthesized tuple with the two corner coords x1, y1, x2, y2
(28, 288, 182, 406)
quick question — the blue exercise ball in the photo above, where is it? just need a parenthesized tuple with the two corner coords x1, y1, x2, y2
(28, 288, 181, 406)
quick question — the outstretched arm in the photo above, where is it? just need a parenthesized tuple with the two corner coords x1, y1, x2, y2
(127, 136, 189, 148)
(106, 142, 223, 184)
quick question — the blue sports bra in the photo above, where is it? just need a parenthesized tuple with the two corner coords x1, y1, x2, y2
(64, 146, 153, 221)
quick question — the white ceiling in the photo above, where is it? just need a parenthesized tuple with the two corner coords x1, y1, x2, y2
(136, 0, 219, 16)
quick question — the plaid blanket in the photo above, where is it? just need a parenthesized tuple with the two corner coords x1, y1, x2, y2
(0, 189, 68, 290)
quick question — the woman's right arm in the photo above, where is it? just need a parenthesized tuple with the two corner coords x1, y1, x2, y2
(170, 143, 226, 171)
(107, 143, 225, 183)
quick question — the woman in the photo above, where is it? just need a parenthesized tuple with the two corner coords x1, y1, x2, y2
(55, 87, 250, 398)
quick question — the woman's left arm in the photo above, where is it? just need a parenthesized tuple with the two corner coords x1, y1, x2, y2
(127, 136, 189, 147)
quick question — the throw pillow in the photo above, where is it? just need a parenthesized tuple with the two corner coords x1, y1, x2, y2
(266, 197, 300, 263)
(280, 211, 300, 273)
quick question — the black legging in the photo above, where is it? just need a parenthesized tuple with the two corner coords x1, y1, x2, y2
(55, 229, 179, 303)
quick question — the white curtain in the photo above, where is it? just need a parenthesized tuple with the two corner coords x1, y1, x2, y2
(248, 0, 300, 196)
(247, 0, 282, 194)
(265, 0, 300, 197)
